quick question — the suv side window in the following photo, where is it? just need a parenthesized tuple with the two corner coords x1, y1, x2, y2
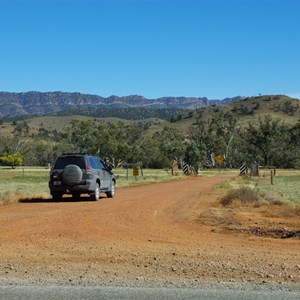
(98, 159, 105, 170)
(89, 156, 104, 170)
(89, 157, 97, 169)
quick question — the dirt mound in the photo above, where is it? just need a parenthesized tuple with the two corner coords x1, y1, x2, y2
(242, 227, 300, 239)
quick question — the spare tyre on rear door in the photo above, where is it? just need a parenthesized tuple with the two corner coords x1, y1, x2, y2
(62, 164, 83, 185)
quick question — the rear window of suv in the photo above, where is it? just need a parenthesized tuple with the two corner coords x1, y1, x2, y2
(54, 156, 86, 169)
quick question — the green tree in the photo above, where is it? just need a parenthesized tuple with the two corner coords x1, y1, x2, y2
(184, 141, 206, 174)
(240, 115, 290, 167)
(62, 120, 146, 168)
(0, 135, 31, 159)
(13, 121, 30, 137)
(186, 111, 238, 169)
(102, 122, 145, 167)
(64, 119, 97, 153)
(24, 140, 54, 166)
(141, 138, 169, 168)
(155, 126, 185, 173)
(0, 153, 23, 168)
(187, 119, 212, 169)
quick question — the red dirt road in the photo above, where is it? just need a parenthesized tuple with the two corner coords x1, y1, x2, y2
(0, 175, 299, 287)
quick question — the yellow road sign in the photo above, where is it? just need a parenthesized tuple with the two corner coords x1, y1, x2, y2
(133, 167, 139, 176)
(215, 154, 224, 164)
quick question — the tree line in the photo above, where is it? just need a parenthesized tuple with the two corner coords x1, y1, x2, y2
(1, 112, 300, 171)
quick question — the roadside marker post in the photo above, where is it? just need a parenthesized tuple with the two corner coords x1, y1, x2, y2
(182, 163, 189, 175)
(240, 164, 246, 176)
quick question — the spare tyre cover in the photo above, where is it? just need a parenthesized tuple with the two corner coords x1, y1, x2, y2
(62, 164, 83, 185)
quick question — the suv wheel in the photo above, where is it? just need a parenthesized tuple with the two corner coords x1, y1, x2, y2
(72, 193, 81, 200)
(90, 183, 100, 201)
(106, 181, 116, 198)
(51, 192, 63, 201)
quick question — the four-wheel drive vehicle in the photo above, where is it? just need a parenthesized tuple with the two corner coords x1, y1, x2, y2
(49, 154, 116, 201)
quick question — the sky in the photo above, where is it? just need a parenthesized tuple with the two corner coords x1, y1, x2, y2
(0, 0, 300, 100)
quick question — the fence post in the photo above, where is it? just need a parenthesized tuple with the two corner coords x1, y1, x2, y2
(271, 170, 274, 185)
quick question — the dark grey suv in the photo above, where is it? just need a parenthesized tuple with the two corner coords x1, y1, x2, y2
(49, 153, 116, 201)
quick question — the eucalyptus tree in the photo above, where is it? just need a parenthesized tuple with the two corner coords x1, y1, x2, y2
(186, 110, 238, 169)
(64, 119, 97, 153)
(240, 115, 291, 167)
(102, 122, 145, 168)
(63, 119, 146, 168)
(154, 126, 186, 172)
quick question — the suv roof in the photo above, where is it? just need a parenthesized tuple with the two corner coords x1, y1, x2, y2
(61, 153, 93, 156)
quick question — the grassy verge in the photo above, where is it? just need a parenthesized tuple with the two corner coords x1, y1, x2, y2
(0, 166, 186, 204)
(218, 170, 300, 206)
(114, 168, 186, 188)
(255, 173, 300, 205)
(218, 171, 300, 220)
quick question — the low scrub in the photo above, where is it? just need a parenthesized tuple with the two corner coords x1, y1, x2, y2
(260, 203, 300, 218)
(0, 192, 20, 205)
(220, 187, 259, 206)
(220, 185, 300, 219)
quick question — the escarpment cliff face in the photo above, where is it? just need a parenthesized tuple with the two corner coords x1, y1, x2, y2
(0, 91, 243, 117)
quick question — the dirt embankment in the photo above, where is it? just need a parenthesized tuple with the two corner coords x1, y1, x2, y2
(0, 175, 299, 287)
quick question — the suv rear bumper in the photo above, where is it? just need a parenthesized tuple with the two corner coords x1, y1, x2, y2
(49, 180, 95, 195)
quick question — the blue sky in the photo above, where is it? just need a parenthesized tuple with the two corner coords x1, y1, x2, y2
(0, 0, 299, 100)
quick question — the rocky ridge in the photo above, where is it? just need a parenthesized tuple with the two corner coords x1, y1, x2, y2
(0, 91, 243, 118)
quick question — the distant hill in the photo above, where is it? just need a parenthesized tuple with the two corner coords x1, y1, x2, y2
(169, 94, 300, 133)
(0, 91, 243, 118)
(1, 94, 299, 137)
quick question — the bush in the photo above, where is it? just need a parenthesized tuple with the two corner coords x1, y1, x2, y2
(0, 153, 23, 168)
(220, 187, 259, 206)
(0, 192, 20, 205)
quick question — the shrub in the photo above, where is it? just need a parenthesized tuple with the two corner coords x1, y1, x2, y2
(0, 192, 20, 205)
(220, 187, 259, 206)
(0, 153, 23, 168)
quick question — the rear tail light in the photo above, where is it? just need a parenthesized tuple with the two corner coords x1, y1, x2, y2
(85, 164, 91, 173)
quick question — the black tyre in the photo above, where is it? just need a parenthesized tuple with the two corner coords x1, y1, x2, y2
(72, 193, 81, 200)
(51, 192, 63, 201)
(62, 164, 83, 185)
(90, 183, 100, 201)
(106, 180, 116, 198)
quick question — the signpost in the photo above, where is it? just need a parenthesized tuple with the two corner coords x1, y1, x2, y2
(215, 154, 224, 172)
(123, 164, 143, 180)
(133, 167, 139, 178)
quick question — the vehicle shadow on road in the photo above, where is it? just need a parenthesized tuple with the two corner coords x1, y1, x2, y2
(19, 196, 103, 203)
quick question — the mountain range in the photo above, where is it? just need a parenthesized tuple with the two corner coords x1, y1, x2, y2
(0, 91, 243, 118)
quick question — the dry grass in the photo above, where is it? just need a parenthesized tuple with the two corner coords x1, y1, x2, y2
(0, 192, 21, 205)
(220, 185, 300, 219)
(260, 203, 300, 218)
(220, 186, 259, 206)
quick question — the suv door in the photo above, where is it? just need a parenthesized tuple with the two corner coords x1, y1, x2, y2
(98, 159, 111, 188)
(89, 157, 109, 189)
(88, 157, 104, 187)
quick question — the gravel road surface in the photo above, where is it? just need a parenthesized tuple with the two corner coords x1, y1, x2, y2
(0, 175, 299, 295)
